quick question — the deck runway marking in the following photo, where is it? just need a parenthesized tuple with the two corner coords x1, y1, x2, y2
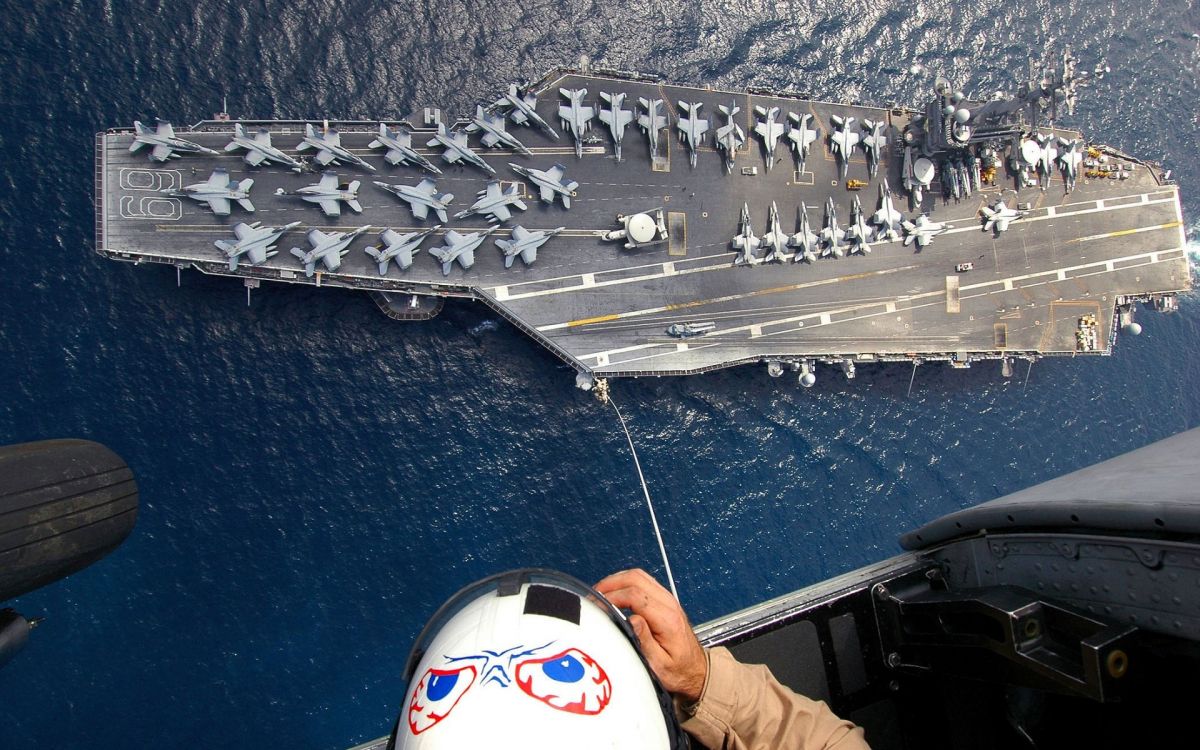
(542, 265, 918, 331)
(1067, 221, 1182, 244)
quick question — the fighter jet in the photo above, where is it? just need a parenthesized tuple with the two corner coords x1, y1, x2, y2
(845, 195, 873, 255)
(168, 168, 254, 216)
(676, 102, 709, 169)
(752, 106, 785, 171)
(129, 120, 218, 162)
(214, 221, 300, 272)
(426, 123, 496, 175)
(901, 214, 951, 249)
(785, 112, 819, 172)
(1035, 133, 1060, 190)
(454, 180, 528, 224)
(289, 225, 371, 277)
(367, 124, 441, 174)
(759, 201, 790, 263)
(557, 88, 595, 159)
(508, 163, 577, 208)
(788, 204, 819, 263)
(637, 97, 669, 162)
(871, 180, 904, 242)
(374, 178, 454, 223)
(492, 84, 559, 139)
(820, 197, 846, 258)
(276, 173, 361, 218)
(466, 105, 533, 157)
(1057, 137, 1084, 192)
(713, 103, 746, 174)
(224, 124, 303, 170)
(732, 203, 761, 266)
(829, 116, 861, 180)
(295, 123, 376, 171)
(428, 228, 492, 276)
(981, 199, 1023, 235)
(598, 92, 635, 162)
(860, 119, 887, 178)
(495, 225, 564, 268)
(364, 226, 438, 274)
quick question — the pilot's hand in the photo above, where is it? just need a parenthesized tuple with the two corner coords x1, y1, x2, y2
(595, 568, 707, 703)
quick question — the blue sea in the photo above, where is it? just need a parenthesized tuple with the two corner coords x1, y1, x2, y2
(1, 1, 1198, 747)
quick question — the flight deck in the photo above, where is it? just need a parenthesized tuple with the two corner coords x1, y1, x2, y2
(95, 63, 1191, 383)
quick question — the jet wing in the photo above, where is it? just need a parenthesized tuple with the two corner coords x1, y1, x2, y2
(441, 149, 462, 163)
(253, 129, 272, 146)
(520, 246, 537, 265)
(156, 122, 175, 138)
(409, 202, 430, 220)
(481, 132, 500, 148)
(319, 200, 342, 217)
(491, 204, 511, 222)
(326, 129, 342, 147)
(414, 178, 437, 195)
(459, 247, 475, 269)
(246, 150, 267, 166)
(318, 173, 339, 189)
(485, 182, 502, 199)
(315, 150, 338, 166)
(233, 223, 255, 240)
(546, 165, 565, 183)
(151, 144, 173, 161)
(510, 226, 531, 242)
(539, 185, 555, 203)
(245, 245, 269, 265)
(206, 170, 229, 187)
(207, 197, 232, 216)
(307, 229, 331, 245)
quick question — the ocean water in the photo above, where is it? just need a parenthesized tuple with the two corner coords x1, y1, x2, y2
(1, 1, 1198, 747)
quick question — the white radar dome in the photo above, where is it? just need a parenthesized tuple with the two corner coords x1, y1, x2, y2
(627, 213, 656, 244)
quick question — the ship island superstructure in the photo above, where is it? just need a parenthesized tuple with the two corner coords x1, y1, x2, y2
(95, 53, 1191, 386)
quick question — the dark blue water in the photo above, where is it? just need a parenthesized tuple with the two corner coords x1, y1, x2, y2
(2, 2, 1198, 747)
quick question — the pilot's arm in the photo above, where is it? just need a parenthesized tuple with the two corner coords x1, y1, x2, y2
(596, 569, 869, 750)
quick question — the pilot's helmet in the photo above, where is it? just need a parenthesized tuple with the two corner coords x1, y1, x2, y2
(389, 569, 686, 749)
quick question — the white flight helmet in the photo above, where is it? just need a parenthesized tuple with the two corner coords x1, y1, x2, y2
(390, 569, 687, 749)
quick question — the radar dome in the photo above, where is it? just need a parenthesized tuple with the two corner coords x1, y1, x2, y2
(942, 105, 955, 117)
(951, 91, 964, 104)
(954, 108, 971, 124)
(799, 372, 816, 388)
(1124, 322, 1143, 335)
(626, 213, 656, 244)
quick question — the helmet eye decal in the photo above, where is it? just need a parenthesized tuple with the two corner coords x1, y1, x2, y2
(515, 648, 612, 715)
(407, 664, 477, 735)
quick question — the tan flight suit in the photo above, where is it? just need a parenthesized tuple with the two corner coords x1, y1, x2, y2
(679, 647, 870, 750)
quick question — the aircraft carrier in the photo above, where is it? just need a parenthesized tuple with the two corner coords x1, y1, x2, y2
(94, 53, 1191, 385)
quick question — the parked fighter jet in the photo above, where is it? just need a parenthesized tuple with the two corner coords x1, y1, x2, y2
(820, 197, 846, 257)
(788, 204, 819, 263)
(637, 97, 669, 162)
(981, 199, 1023, 234)
(829, 116, 861, 180)
(508, 163, 577, 208)
(466, 106, 533, 156)
(367, 124, 441, 174)
(130, 120, 217, 161)
(364, 226, 438, 274)
(224, 124, 303, 170)
(168, 168, 254, 216)
(901, 214, 951, 249)
(860, 119, 887, 178)
(676, 102, 709, 169)
(714, 103, 746, 174)
(1057, 137, 1084, 192)
(492, 84, 558, 139)
(760, 201, 790, 263)
(454, 180, 528, 224)
(496, 225, 563, 268)
(557, 88, 595, 159)
(845, 195, 873, 255)
(753, 106, 785, 171)
(598, 92, 635, 162)
(374, 178, 454, 223)
(785, 112, 819, 172)
(214, 221, 300, 272)
(428, 228, 492, 275)
(871, 180, 904, 242)
(426, 123, 496, 175)
(732, 203, 761, 265)
(289, 225, 371, 277)
(296, 123, 376, 171)
(275, 173, 361, 218)
(1034, 133, 1058, 188)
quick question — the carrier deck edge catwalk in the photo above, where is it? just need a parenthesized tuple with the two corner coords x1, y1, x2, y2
(95, 54, 1191, 384)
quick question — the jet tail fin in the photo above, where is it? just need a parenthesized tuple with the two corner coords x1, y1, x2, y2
(289, 247, 306, 260)
(239, 178, 254, 191)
